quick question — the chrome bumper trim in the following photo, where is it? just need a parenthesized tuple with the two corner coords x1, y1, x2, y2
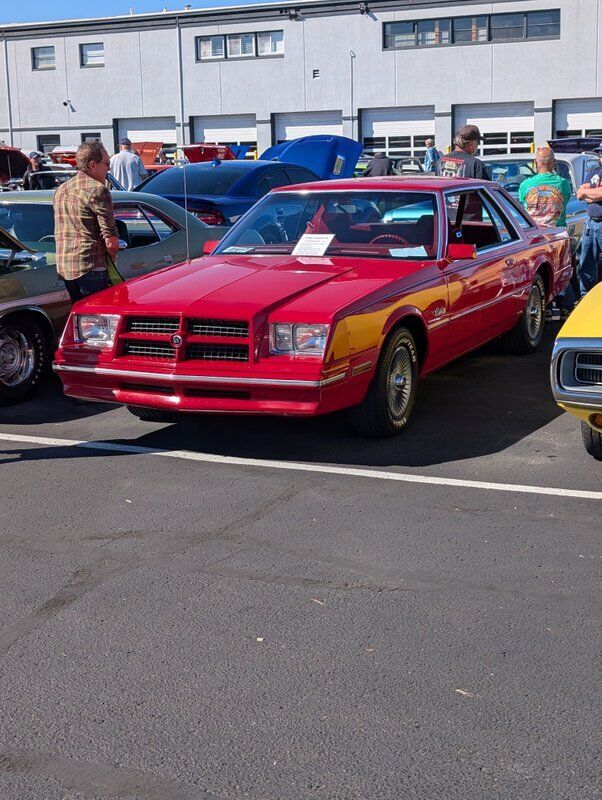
(53, 363, 347, 389)
(550, 339, 602, 407)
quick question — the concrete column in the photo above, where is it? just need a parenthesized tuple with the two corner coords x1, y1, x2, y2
(534, 106, 553, 148)
(435, 108, 453, 154)
(342, 115, 358, 141)
(256, 119, 273, 154)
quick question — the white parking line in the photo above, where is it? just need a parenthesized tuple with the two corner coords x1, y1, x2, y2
(0, 431, 601, 501)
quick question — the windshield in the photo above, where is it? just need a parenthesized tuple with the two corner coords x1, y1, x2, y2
(0, 203, 56, 260)
(141, 165, 249, 196)
(487, 158, 572, 194)
(214, 191, 438, 259)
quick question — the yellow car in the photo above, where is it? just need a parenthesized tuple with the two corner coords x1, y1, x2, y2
(551, 283, 602, 460)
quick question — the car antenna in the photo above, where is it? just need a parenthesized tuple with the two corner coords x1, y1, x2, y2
(179, 144, 191, 264)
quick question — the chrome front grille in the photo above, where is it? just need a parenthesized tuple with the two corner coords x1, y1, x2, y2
(127, 316, 179, 334)
(185, 344, 249, 362)
(123, 341, 175, 359)
(575, 352, 602, 385)
(188, 318, 249, 337)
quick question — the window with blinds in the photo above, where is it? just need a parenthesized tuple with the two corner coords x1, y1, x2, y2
(196, 30, 284, 61)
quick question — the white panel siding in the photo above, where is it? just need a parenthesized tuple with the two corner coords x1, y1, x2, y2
(118, 116, 177, 144)
(361, 106, 435, 137)
(555, 99, 602, 134)
(192, 114, 257, 143)
(274, 111, 342, 142)
(455, 103, 534, 133)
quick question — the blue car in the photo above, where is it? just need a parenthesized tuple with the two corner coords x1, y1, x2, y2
(134, 135, 362, 227)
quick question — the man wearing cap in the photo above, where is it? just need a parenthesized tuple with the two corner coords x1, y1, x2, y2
(576, 144, 602, 295)
(109, 138, 147, 191)
(436, 125, 491, 180)
(22, 151, 50, 190)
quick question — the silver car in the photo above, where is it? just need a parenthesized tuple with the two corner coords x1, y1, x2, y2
(482, 149, 600, 270)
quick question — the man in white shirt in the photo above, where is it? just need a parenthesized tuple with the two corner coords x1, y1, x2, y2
(109, 138, 148, 190)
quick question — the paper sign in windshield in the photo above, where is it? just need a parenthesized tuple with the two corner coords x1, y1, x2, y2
(223, 246, 254, 254)
(292, 234, 335, 257)
(389, 246, 428, 258)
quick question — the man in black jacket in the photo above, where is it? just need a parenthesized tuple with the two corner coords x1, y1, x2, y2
(22, 151, 50, 190)
(363, 152, 393, 177)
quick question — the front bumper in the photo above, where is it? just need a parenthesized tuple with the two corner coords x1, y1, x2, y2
(53, 360, 372, 416)
(550, 338, 602, 424)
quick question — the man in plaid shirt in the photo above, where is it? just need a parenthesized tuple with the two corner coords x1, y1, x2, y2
(54, 141, 119, 302)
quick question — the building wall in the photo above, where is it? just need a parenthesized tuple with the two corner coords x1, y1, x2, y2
(0, 0, 600, 154)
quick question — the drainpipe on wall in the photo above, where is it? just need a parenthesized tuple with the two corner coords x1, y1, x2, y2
(2, 35, 14, 146)
(176, 18, 186, 146)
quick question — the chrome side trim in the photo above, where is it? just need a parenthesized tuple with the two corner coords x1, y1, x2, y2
(53, 363, 347, 389)
(0, 290, 69, 318)
(351, 360, 373, 376)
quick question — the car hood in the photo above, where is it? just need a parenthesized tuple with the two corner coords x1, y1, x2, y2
(557, 282, 602, 338)
(0, 224, 35, 254)
(0, 146, 30, 183)
(83, 255, 361, 317)
(80, 253, 437, 322)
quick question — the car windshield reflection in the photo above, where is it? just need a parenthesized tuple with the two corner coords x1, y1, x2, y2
(214, 191, 438, 259)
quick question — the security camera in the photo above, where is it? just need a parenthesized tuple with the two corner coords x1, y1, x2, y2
(62, 101, 68, 106)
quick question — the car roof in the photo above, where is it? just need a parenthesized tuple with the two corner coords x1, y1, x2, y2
(0, 189, 179, 203)
(271, 175, 493, 192)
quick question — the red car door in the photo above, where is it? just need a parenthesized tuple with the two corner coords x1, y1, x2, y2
(442, 189, 528, 356)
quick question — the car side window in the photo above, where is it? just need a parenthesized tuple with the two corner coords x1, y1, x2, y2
(584, 158, 600, 183)
(114, 206, 161, 250)
(480, 192, 520, 244)
(494, 189, 533, 230)
(445, 190, 517, 252)
(257, 169, 292, 197)
(285, 167, 317, 185)
(138, 206, 179, 240)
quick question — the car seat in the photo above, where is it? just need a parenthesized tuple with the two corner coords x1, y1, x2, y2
(115, 218, 131, 248)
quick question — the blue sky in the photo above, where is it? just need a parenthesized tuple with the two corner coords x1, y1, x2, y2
(0, 1, 262, 24)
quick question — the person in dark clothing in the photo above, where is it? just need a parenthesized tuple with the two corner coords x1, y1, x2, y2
(22, 151, 50, 190)
(363, 152, 393, 177)
(436, 125, 491, 180)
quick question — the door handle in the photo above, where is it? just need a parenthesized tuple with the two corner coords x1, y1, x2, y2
(505, 257, 516, 266)
(162, 255, 173, 265)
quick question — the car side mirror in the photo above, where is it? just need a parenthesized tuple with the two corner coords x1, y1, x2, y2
(446, 243, 477, 260)
(203, 240, 219, 255)
(118, 239, 128, 250)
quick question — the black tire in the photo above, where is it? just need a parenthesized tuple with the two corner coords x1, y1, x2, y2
(502, 274, 546, 354)
(348, 326, 418, 437)
(0, 316, 50, 406)
(581, 421, 602, 460)
(126, 405, 176, 423)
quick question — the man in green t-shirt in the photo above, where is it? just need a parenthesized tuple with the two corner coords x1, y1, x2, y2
(518, 146, 571, 227)
(519, 146, 574, 318)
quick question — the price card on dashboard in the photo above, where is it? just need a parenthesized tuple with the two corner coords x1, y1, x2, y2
(292, 233, 335, 257)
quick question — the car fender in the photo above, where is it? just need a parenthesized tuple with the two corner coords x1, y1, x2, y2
(379, 304, 429, 361)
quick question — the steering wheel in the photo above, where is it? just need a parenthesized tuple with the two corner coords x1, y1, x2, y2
(38, 235, 55, 243)
(369, 233, 409, 246)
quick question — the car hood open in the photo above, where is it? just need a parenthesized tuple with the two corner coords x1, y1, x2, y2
(260, 135, 362, 179)
(0, 146, 30, 183)
(0, 224, 35, 254)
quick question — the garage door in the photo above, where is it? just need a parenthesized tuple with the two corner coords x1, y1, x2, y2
(361, 106, 435, 157)
(192, 114, 257, 157)
(117, 117, 177, 145)
(455, 103, 534, 155)
(274, 111, 343, 143)
(555, 99, 602, 138)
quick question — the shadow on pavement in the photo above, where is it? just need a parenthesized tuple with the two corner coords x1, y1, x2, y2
(0, 327, 563, 469)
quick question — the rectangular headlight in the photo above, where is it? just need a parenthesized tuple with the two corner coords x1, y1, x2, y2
(75, 314, 120, 348)
(270, 323, 329, 356)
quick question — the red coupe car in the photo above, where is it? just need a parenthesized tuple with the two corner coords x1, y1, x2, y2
(54, 177, 572, 436)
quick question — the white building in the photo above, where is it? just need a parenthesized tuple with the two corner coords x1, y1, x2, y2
(1, 0, 601, 158)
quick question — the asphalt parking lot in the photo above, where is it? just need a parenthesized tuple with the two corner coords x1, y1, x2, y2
(0, 325, 600, 800)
